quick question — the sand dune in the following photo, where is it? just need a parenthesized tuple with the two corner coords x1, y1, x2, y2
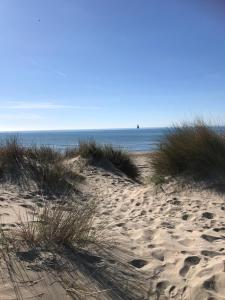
(81, 155, 225, 299)
(1, 155, 225, 299)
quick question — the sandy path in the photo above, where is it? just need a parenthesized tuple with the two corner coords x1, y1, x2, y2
(80, 157, 225, 300)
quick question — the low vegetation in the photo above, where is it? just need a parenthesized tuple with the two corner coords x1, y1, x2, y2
(0, 137, 78, 195)
(151, 120, 225, 179)
(18, 202, 96, 248)
(0, 137, 27, 183)
(0, 137, 139, 192)
(26, 145, 63, 164)
(28, 160, 77, 196)
(78, 141, 140, 180)
(64, 147, 79, 158)
(149, 174, 166, 185)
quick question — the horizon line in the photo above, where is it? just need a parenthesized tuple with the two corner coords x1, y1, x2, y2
(0, 126, 169, 133)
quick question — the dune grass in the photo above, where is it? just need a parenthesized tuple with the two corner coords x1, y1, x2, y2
(26, 145, 63, 164)
(64, 147, 79, 159)
(78, 141, 139, 180)
(28, 160, 77, 196)
(0, 137, 139, 188)
(0, 137, 27, 183)
(0, 137, 78, 195)
(151, 120, 225, 179)
(18, 201, 96, 248)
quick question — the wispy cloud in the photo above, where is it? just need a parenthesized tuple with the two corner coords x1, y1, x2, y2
(0, 101, 100, 110)
(0, 113, 42, 120)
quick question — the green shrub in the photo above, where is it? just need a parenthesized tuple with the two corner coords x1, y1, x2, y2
(78, 141, 139, 180)
(151, 120, 225, 179)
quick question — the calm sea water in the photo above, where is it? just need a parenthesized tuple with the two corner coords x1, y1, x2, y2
(0, 128, 168, 152)
(1, 127, 224, 152)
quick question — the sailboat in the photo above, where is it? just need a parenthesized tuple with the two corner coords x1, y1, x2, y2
(137, 124, 140, 129)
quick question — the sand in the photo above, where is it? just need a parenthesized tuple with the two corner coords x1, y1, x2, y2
(1, 154, 225, 299)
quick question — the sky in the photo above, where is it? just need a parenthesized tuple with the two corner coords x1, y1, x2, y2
(0, 0, 225, 131)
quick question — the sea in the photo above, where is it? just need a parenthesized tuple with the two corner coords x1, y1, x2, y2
(0, 128, 168, 152)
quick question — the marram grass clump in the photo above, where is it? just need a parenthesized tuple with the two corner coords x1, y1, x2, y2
(27, 160, 77, 196)
(26, 145, 63, 164)
(151, 120, 225, 179)
(78, 141, 140, 180)
(18, 202, 96, 248)
(0, 137, 27, 183)
(0, 137, 78, 195)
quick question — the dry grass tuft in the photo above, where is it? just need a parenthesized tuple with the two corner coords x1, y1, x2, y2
(64, 147, 79, 158)
(18, 201, 96, 248)
(0, 137, 27, 184)
(78, 141, 140, 180)
(26, 145, 63, 164)
(0, 137, 79, 195)
(152, 120, 225, 179)
(28, 161, 77, 196)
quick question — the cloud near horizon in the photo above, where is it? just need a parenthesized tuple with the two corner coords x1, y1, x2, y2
(0, 101, 101, 110)
(0, 113, 42, 121)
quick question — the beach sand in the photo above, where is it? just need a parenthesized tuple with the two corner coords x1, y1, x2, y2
(1, 154, 225, 299)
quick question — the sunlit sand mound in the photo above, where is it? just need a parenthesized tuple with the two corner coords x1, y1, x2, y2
(76, 154, 225, 300)
(1, 151, 225, 299)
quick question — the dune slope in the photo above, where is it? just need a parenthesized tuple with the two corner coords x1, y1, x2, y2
(1, 155, 225, 299)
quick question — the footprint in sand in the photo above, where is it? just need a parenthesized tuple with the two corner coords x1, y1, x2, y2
(147, 244, 155, 249)
(140, 209, 146, 216)
(168, 198, 181, 205)
(202, 212, 214, 219)
(155, 280, 170, 295)
(179, 256, 201, 277)
(213, 227, 225, 232)
(201, 250, 221, 258)
(203, 275, 216, 291)
(152, 249, 165, 261)
(201, 234, 222, 243)
(116, 222, 125, 227)
(161, 221, 175, 229)
(182, 213, 189, 220)
(128, 259, 148, 269)
(166, 285, 177, 297)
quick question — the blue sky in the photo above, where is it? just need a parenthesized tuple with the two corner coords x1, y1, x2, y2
(0, 0, 225, 130)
